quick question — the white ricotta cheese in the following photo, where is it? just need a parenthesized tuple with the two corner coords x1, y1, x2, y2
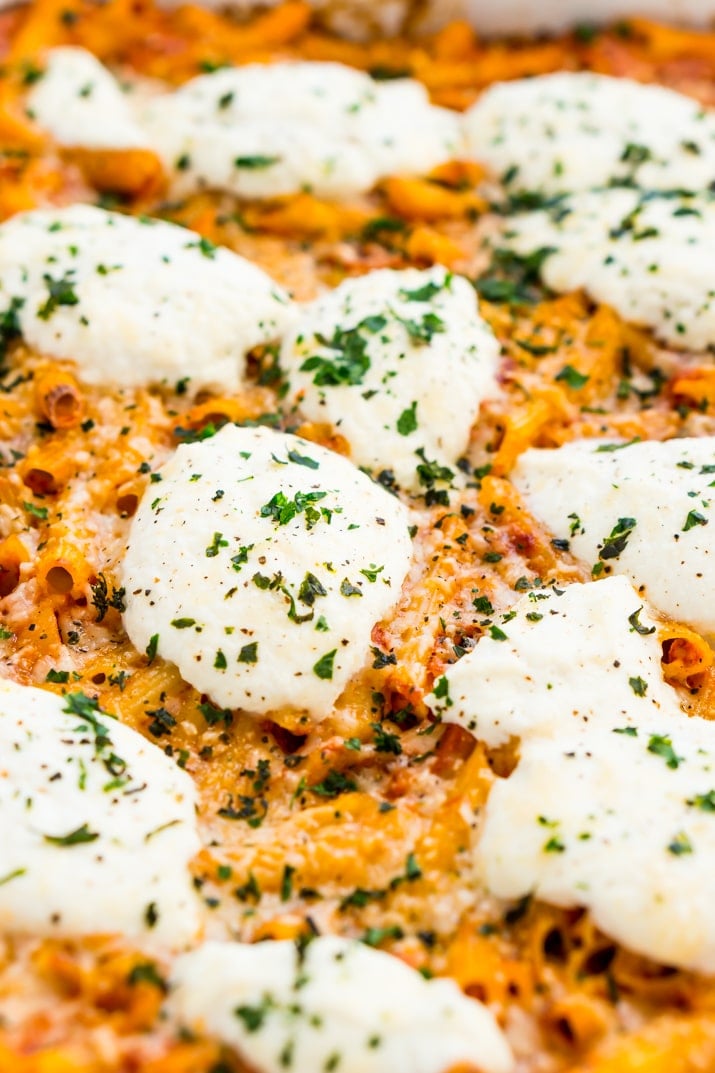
(463, 72, 715, 196)
(0, 205, 294, 392)
(427, 576, 715, 974)
(168, 937, 514, 1073)
(511, 436, 715, 638)
(140, 62, 463, 200)
(26, 47, 150, 150)
(500, 188, 715, 350)
(0, 676, 201, 947)
(281, 266, 500, 493)
(121, 424, 412, 722)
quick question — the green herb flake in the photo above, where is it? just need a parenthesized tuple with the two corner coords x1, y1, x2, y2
(599, 517, 636, 561)
(238, 642, 258, 664)
(44, 823, 99, 846)
(648, 733, 683, 770)
(396, 401, 418, 436)
(313, 649, 336, 680)
(683, 510, 708, 532)
(234, 154, 281, 169)
(628, 606, 656, 635)
(206, 532, 228, 557)
(145, 634, 159, 663)
(555, 365, 589, 389)
(667, 831, 693, 856)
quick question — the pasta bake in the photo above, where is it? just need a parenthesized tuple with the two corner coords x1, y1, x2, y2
(1, 3, 715, 1071)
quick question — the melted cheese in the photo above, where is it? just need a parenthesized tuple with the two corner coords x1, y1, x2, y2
(511, 436, 715, 637)
(26, 47, 149, 150)
(121, 425, 412, 722)
(0, 677, 201, 947)
(140, 62, 462, 200)
(463, 72, 715, 196)
(0, 205, 294, 391)
(428, 576, 715, 974)
(501, 188, 715, 350)
(281, 266, 500, 492)
(168, 937, 514, 1073)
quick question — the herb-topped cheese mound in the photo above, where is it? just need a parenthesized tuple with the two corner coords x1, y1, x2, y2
(121, 425, 412, 722)
(463, 72, 715, 197)
(168, 937, 514, 1073)
(281, 267, 500, 494)
(26, 47, 150, 151)
(0, 677, 201, 947)
(141, 61, 463, 200)
(428, 576, 715, 974)
(499, 188, 715, 351)
(0, 205, 294, 392)
(511, 436, 715, 637)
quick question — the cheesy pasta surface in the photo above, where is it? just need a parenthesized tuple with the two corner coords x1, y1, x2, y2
(2, 3, 715, 1072)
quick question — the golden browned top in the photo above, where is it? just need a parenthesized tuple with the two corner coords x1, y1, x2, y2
(1, 3, 715, 1072)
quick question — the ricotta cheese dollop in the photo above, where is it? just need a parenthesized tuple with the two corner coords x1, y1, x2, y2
(168, 937, 514, 1073)
(428, 576, 715, 974)
(26, 47, 150, 150)
(281, 266, 500, 492)
(500, 188, 715, 350)
(463, 72, 715, 196)
(0, 204, 294, 392)
(511, 436, 715, 637)
(121, 424, 412, 722)
(141, 61, 463, 200)
(0, 677, 201, 947)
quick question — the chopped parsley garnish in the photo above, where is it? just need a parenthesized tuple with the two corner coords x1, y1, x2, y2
(90, 572, 126, 621)
(371, 722, 402, 755)
(667, 831, 693, 856)
(543, 836, 566, 853)
(396, 401, 418, 436)
(287, 448, 319, 470)
(361, 925, 404, 947)
(300, 315, 386, 387)
(238, 642, 258, 664)
(145, 634, 159, 663)
(234, 154, 281, 169)
(555, 364, 589, 389)
(595, 438, 641, 453)
(628, 676, 648, 697)
(340, 578, 362, 597)
(37, 271, 79, 320)
(395, 310, 445, 344)
(313, 649, 336, 680)
(309, 769, 357, 798)
(599, 517, 636, 561)
(260, 489, 328, 528)
(473, 595, 494, 614)
(687, 790, 715, 811)
(683, 509, 708, 532)
(234, 999, 272, 1032)
(44, 823, 99, 846)
(127, 962, 168, 992)
(628, 606, 656, 635)
(360, 564, 384, 583)
(399, 279, 446, 302)
(231, 544, 253, 572)
(648, 733, 682, 769)
(171, 617, 196, 629)
(205, 532, 228, 557)
(23, 500, 48, 520)
(298, 572, 327, 608)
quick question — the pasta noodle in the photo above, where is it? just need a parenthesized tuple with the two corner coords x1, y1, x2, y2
(0, 3, 713, 1071)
